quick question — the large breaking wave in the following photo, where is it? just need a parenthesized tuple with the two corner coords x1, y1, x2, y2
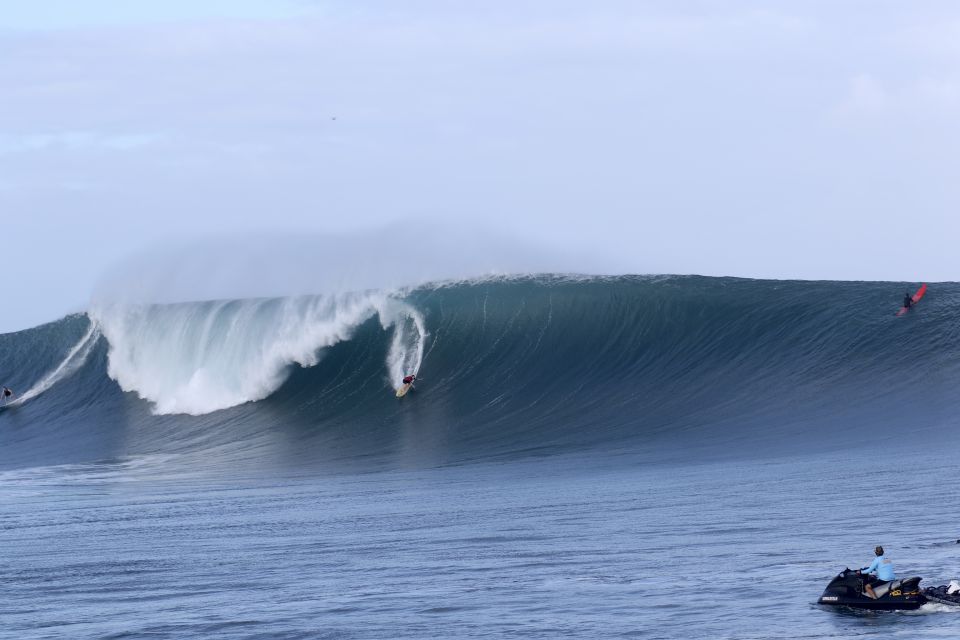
(91, 293, 425, 415)
(1, 276, 957, 474)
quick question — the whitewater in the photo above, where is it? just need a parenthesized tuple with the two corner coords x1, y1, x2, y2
(90, 292, 425, 415)
(3, 275, 960, 639)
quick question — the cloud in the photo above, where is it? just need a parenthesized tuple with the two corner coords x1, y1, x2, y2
(896, 18, 960, 58)
(832, 72, 960, 124)
(834, 74, 889, 116)
(0, 131, 163, 154)
(0, 0, 305, 30)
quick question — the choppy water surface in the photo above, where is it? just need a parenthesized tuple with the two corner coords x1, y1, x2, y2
(4, 442, 960, 639)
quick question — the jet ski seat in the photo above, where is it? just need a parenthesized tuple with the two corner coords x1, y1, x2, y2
(871, 580, 899, 598)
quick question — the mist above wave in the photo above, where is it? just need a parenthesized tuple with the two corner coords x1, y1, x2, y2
(92, 223, 619, 307)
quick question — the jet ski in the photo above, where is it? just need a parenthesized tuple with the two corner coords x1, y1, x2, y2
(818, 568, 925, 610)
(923, 580, 960, 606)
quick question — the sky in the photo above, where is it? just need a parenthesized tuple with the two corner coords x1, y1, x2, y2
(2, 0, 959, 331)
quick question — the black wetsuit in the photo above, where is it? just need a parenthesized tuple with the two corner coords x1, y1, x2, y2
(904, 295, 912, 309)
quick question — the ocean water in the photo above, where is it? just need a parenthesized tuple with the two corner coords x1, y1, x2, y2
(2, 276, 959, 638)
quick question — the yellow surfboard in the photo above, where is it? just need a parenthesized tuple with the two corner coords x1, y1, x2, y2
(395, 383, 412, 398)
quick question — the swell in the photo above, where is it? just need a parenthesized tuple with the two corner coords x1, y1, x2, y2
(1, 276, 958, 473)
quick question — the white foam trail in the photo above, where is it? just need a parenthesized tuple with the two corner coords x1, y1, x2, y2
(91, 292, 424, 416)
(13, 320, 101, 404)
(381, 297, 427, 386)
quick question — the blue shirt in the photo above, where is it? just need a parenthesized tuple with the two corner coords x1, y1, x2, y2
(862, 555, 896, 581)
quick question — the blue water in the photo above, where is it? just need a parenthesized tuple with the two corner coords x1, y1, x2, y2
(2, 276, 959, 638)
(5, 444, 960, 639)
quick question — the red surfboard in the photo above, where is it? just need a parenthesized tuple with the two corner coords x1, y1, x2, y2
(896, 284, 927, 316)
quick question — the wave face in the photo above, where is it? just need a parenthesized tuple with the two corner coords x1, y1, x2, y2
(1, 276, 958, 473)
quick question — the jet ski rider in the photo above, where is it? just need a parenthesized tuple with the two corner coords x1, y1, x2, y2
(858, 545, 896, 599)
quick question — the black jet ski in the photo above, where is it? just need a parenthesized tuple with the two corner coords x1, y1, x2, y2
(818, 568, 925, 610)
(923, 584, 960, 606)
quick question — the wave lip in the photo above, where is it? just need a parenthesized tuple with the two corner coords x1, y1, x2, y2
(91, 292, 425, 415)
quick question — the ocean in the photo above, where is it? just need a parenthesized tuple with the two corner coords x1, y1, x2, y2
(2, 275, 959, 639)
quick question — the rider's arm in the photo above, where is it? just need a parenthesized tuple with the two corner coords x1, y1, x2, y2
(862, 558, 879, 574)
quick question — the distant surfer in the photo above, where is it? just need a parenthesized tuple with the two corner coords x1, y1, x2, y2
(897, 284, 927, 316)
(2, 387, 13, 404)
(402, 374, 416, 387)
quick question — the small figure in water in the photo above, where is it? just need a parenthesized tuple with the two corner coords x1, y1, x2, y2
(402, 374, 416, 387)
(2, 387, 13, 404)
(903, 291, 913, 310)
(858, 545, 896, 599)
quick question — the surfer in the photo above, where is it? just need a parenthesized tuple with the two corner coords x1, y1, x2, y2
(858, 545, 896, 599)
(897, 284, 927, 316)
(2, 387, 13, 404)
(395, 374, 418, 398)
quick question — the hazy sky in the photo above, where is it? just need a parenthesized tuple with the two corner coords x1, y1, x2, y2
(2, 1, 959, 331)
